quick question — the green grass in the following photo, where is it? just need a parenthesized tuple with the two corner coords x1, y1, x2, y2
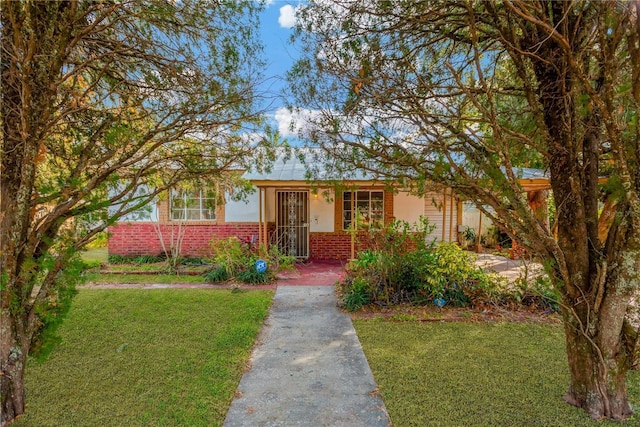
(80, 247, 108, 264)
(15, 289, 273, 427)
(83, 272, 208, 284)
(354, 320, 640, 427)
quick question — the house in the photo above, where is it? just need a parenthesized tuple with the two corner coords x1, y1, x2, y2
(460, 167, 552, 250)
(108, 152, 550, 260)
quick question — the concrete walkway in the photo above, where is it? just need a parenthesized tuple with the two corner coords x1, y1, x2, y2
(223, 278, 390, 426)
(475, 253, 546, 282)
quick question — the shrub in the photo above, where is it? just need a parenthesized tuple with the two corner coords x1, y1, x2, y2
(509, 275, 560, 312)
(359, 216, 437, 255)
(420, 243, 487, 303)
(86, 231, 109, 249)
(203, 266, 229, 283)
(180, 257, 208, 266)
(344, 278, 372, 312)
(107, 254, 130, 264)
(341, 237, 503, 309)
(236, 268, 270, 284)
(266, 244, 297, 273)
(210, 237, 251, 277)
(206, 237, 297, 284)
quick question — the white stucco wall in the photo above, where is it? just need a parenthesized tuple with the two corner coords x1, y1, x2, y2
(223, 187, 280, 223)
(309, 190, 335, 232)
(225, 190, 260, 222)
(393, 192, 424, 225)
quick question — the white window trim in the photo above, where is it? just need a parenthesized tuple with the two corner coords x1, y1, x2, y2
(170, 189, 217, 221)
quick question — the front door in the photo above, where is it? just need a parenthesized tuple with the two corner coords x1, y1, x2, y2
(276, 191, 309, 258)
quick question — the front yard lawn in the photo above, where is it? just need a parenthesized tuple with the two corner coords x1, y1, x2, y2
(83, 272, 208, 284)
(15, 289, 273, 427)
(355, 319, 640, 427)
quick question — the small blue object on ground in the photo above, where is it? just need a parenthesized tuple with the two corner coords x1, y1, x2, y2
(254, 259, 267, 273)
(434, 297, 446, 308)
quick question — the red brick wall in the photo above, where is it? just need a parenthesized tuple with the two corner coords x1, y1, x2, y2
(309, 233, 352, 260)
(109, 223, 376, 260)
(309, 232, 385, 260)
(109, 188, 396, 260)
(108, 222, 262, 257)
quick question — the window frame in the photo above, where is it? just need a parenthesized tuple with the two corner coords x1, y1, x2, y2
(342, 190, 384, 230)
(169, 188, 217, 222)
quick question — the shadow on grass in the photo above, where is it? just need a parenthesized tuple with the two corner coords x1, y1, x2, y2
(355, 320, 640, 427)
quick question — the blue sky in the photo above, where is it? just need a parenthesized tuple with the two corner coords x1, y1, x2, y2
(258, 1, 301, 138)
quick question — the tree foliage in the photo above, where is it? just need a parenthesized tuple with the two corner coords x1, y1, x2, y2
(289, 0, 640, 420)
(0, 0, 270, 422)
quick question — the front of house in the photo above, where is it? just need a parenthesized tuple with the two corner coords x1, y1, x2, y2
(108, 153, 464, 260)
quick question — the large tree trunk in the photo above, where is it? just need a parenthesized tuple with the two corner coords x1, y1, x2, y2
(0, 310, 29, 425)
(562, 302, 634, 420)
(523, 2, 639, 418)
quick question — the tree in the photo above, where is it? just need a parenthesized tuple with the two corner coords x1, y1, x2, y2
(288, 0, 640, 420)
(0, 1, 271, 423)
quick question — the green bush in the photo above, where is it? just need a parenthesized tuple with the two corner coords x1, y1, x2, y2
(359, 216, 437, 255)
(86, 231, 109, 249)
(203, 266, 229, 283)
(181, 257, 208, 266)
(266, 244, 297, 273)
(508, 275, 560, 312)
(343, 218, 439, 306)
(344, 278, 372, 312)
(340, 236, 561, 313)
(341, 223, 504, 309)
(210, 237, 250, 277)
(236, 268, 270, 284)
(206, 237, 297, 284)
(419, 243, 487, 304)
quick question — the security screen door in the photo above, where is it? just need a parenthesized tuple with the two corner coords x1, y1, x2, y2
(276, 191, 309, 258)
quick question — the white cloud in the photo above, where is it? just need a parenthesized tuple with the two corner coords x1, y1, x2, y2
(274, 107, 323, 137)
(274, 107, 298, 136)
(278, 5, 297, 28)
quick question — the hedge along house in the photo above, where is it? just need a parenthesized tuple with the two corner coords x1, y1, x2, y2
(107, 152, 551, 260)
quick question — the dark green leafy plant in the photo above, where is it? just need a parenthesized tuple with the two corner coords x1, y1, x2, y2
(107, 254, 165, 265)
(203, 266, 229, 283)
(344, 278, 372, 312)
(341, 229, 504, 309)
(206, 237, 296, 284)
(236, 269, 269, 284)
(30, 254, 81, 362)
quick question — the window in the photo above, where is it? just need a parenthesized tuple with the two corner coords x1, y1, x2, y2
(170, 188, 216, 221)
(343, 190, 384, 230)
